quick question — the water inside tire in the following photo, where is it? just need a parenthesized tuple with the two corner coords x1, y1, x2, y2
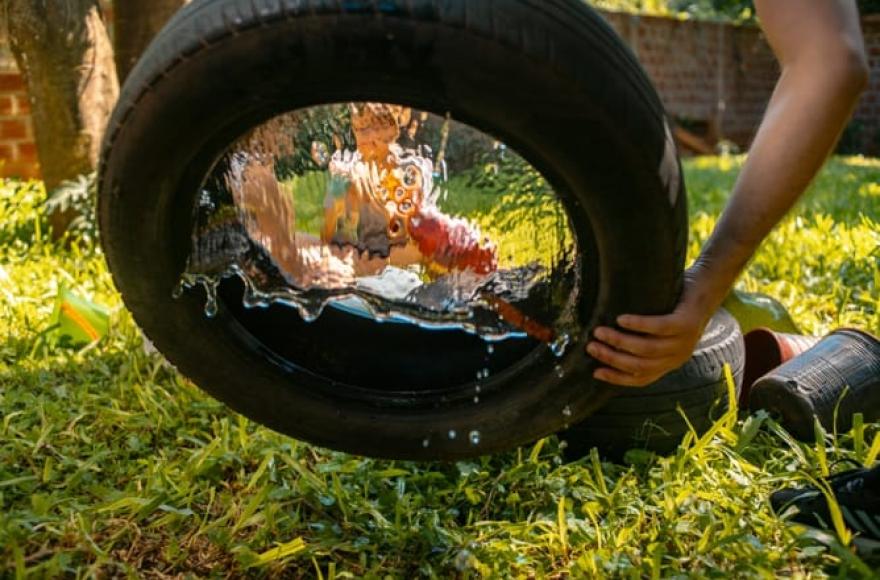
(177, 103, 585, 388)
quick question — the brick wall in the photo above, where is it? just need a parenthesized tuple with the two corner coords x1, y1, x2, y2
(0, 35, 38, 179)
(602, 11, 780, 148)
(601, 12, 880, 154)
(852, 16, 880, 153)
(0, 9, 877, 181)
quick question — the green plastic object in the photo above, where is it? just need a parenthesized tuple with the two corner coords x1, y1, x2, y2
(722, 289, 799, 335)
(50, 286, 110, 346)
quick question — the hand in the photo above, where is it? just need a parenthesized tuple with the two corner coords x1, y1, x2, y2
(585, 268, 724, 387)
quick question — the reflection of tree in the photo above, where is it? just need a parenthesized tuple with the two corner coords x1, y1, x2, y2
(267, 105, 498, 179)
(441, 151, 573, 268)
(416, 114, 496, 173)
(273, 104, 353, 180)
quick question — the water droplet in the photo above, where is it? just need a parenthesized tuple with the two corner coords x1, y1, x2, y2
(473, 396, 480, 404)
(422, 438, 430, 448)
(475, 385, 481, 394)
(550, 334, 571, 357)
(468, 430, 481, 445)
(481, 368, 490, 379)
(310, 141, 329, 166)
(486, 344, 494, 355)
(562, 405, 572, 417)
(198, 189, 215, 209)
(448, 430, 457, 440)
(403, 165, 420, 187)
(554, 365, 564, 378)
(171, 281, 185, 300)
(199, 280, 220, 318)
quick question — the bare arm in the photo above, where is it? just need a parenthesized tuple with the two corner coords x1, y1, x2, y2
(587, 0, 870, 387)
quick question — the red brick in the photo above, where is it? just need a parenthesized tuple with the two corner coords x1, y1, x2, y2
(0, 159, 41, 180)
(0, 96, 13, 116)
(0, 119, 27, 140)
(0, 144, 13, 160)
(16, 142, 37, 162)
(14, 94, 29, 114)
(0, 74, 24, 92)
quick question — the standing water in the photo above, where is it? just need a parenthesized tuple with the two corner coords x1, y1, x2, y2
(180, 103, 582, 357)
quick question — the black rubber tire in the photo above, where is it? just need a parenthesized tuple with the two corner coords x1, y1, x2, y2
(559, 308, 745, 461)
(749, 329, 880, 441)
(98, 0, 688, 460)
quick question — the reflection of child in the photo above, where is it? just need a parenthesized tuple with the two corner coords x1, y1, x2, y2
(229, 102, 497, 291)
(229, 149, 420, 289)
(319, 102, 498, 276)
(320, 103, 407, 252)
(218, 103, 558, 345)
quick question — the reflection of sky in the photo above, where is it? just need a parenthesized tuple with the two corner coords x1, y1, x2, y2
(330, 293, 529, 339)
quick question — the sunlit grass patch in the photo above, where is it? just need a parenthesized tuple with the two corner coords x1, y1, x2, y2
(1, 156, 879, 576)
(687, 156, 879, 336)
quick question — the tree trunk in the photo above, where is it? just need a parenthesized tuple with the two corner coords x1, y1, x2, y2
(5, 0, 118, 233)
(114, 0, 189, 83)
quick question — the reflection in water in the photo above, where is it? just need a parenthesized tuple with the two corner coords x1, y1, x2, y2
(180, 103, 580, 347)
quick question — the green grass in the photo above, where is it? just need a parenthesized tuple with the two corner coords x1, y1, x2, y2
(1, 155, 879, 577)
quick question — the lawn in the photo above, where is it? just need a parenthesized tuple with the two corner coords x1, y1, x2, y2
(1, 156, 879, 577)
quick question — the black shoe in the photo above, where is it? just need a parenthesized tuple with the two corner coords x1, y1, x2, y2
(771, 467, 880, 560)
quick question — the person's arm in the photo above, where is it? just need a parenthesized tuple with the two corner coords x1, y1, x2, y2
(587, 0, 870, 387)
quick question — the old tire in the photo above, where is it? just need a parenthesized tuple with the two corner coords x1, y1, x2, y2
(560, 308, 745, 461)
(98, 0, 687, 459)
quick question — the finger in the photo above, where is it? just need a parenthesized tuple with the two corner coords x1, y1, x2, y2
(616, 313, 684, 336)
(592, 326, 677, 357)
(585, 341, 673, 377)
(593, 367, 658, 388)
